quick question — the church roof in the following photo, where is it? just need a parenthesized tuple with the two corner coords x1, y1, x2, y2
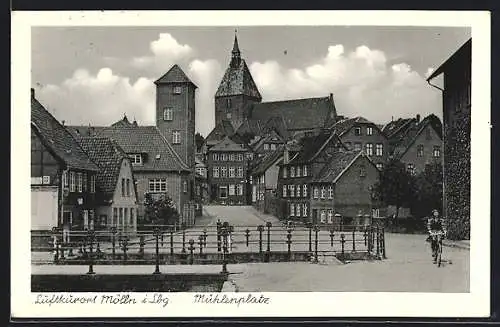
(31, 94, 99, 172)
(215, 59, 262, 99)
(154, 64, 197, 87)
(248, 96, 336, 131)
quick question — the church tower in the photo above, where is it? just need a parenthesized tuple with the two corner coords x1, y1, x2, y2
(154, 64, 197, 170)
(215, 33, 262, 129)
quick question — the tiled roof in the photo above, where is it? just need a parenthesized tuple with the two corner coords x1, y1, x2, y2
(382, 118, 416, 139)
(155, 64, 197, 87)
(77, 137, 131, 199)
(31, 96, 99, 172)
(251, 145, 284, 176)
(234, 118, 264, 139)
(66, 125, 106, 138)
(205, 120, 235, 145)
(96, 126, 190, 172)
(393, 114, 443, 160)
(209, 136, 248, 152)
(248, 96, 336, 131)
(215, 59, 262, 99)
(111, 115, 138, 128)
(289, 130, 342, 164)
(312, 151, 365, 183)
(329, 116, 377, 136)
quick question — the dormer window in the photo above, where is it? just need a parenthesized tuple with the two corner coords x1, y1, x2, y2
(227, 98, 232, 108)
(130, 154, 143, 165)
(367, 127, 373, 135)
(173, 86, 182, 94)
(173, 131, 181, 144)
(163, 108, 173, 121)
(355, 127, 362, 136)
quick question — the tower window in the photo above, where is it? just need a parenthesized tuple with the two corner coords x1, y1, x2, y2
(173, 131, 181, 144)
(226, 98, 232, 108)
(173, 86, 182, 94)
(163, 108, 173, 121)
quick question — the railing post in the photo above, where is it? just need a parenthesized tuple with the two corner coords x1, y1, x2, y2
(217, 221, 222, 252)
(60, 238, 65, 260)
(382, 227, 386, 259)
(286, 228, 292, 260)
(203, 229, 207, 248)
(329, 229, 335, 247)
(340, 233, 345, 260)
(257, 225, 264, 259)
(153, 227, 161, 275)
(52, 227, 59, 263)
(199, 235, 204, 256)
(265, 222, 272, 262)
(111, 227, 117, 261)
(376, 226, 380, 258)
(314, 225, 319, 263)
(306, 222, 313, 253)
(363, 227, 368, 247)
(121, 236, 129, 263)
(181, 223, 186, 254)
(189, 239, 195, 265)
(245, 228, 250, 247)
(221, 227, 228, 274)
(352, 229, 356, 252)
(170, 229, 174, 256)
(139, 235, 145, 258)
(86, 229, 95, 275)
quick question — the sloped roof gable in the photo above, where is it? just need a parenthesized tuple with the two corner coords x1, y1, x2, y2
(155, 64, 197, 87)
(215, 59, 262, 99)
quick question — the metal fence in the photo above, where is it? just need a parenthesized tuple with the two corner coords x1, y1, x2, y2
(31, 222, 386, 274)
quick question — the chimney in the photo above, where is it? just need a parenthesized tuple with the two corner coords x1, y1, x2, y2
(61, 120, 65, 126)
(416, 114, 421, 123)
(31, 88, 35, 99)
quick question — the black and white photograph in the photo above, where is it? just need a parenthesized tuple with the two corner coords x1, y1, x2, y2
(11, 10, 490, 318)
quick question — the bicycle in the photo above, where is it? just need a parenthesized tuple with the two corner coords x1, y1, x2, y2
(430, 231, 444, 267)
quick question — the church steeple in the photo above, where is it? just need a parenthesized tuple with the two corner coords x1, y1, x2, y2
(230, 31, 241, 68)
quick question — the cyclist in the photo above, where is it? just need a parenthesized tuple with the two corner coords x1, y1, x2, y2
(427, 209, 447, 264)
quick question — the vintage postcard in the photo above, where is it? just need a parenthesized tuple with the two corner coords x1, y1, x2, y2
(11, 10, 490, 318)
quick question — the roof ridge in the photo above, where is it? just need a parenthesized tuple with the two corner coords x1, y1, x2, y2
(259, 95, 329, 105)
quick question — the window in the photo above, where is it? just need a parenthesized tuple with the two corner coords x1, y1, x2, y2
(173, 86, 182, 94)
(320, 210, 327, 223)
(237, 166, 244, 178)
(163, 108, 173, 121)
(62, 171, 68, 188)
(328, 186, 334, 199)
(82, 173, 87, 192)
(303, 203, 308, 217)
(313, 187, 319, 199)
(213, 167, 219, 178)
(264, 144, 269, 151)
(417, 144, 424, 157)
(270, 144, 276, 150)
(283, 185, 287, 197)
(229, 184, 235, 196)
(130, 154, 142, 165)
(126, 179, 130, 196)
(113, 208, 118, 226)
(320, 187, 326, 199)
(328, 210, 334, 224)
(221, 154, 228, 161)
(229, 166, 236, 178)
(292, 185, 296, 197)
(183, 181, 188, 193)
(376, 144, 383, 156)
(303, 165, 308, 176)
(367, 127, 373, 135)
(365, 143, 373, 156)
(149, 178, 167, 192)
(354, 143, 362, 151)
(354, 127, 361, 136)
(296, 204, 301, 217)
(433, 146, 441, 158)
(297, 166, 302, 177)
(296, 185, 301, 197)
(213, 153, 219, 161)
(124, 208, 128, 227)
(360, 166, 367, 178)
(229, 154, 235, 161)
(121, 178, 125, 197)
(130, 208, 134, 226)
(290, 167, 295, 178)
(76, 173, 83, 192)
(376, 163, 384, 171)
(221, 167, 228, 178)
(237, 184, 243, 195)
(237, 153, 243, 161)
(219, 186, 228, 198)
(260, 175, 265, 184)
(290, 203, 295, 217)
(407, 163, 415, 176)
(83, 210, 89, 229)
(303, 184, 308, 197)
(226, 98, 232, 108)
(172, 131, 181, 144)
(282, 167, 288, 178)
(90, 175, 96, 193)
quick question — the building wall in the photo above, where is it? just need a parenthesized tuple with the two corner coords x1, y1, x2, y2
(31, 128, 61, 186)
(442, 49, 471, 240)
(340, 123, 389, 167)
(156, 83, 196, 171)
(400, 124, 443, 174)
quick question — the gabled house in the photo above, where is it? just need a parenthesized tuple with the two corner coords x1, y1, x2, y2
(382, 116, 418, 155)
(207, 136, 252, 205)
(31, 89, 100, 234)
(251, 129, 285, 158)
(77, 137, 139, 234)
(310, 151, 379, 226)
(203, 119, 235, 153)
(330, 116, 389, 170)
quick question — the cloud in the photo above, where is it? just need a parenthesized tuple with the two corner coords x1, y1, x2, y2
(249, 44, 442, 123)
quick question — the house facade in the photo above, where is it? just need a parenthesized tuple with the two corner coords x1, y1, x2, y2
(207, 136, 251, 204)
(427, 38, 471, 240)
(250, 146, 284, 213)
(77, 137, 139, 234)
(31, 89, 100, 235)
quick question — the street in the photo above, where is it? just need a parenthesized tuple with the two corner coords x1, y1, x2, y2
(196, 205, 280, 227)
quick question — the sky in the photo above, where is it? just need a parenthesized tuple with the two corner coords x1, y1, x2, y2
(31, 26, 471, 136)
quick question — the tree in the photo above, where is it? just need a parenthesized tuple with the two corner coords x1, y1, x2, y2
(373, 159, 416, 219)
(195, 132, 205, 152)
(143, 192, 180, 230)
(412, 162, 443, 219)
